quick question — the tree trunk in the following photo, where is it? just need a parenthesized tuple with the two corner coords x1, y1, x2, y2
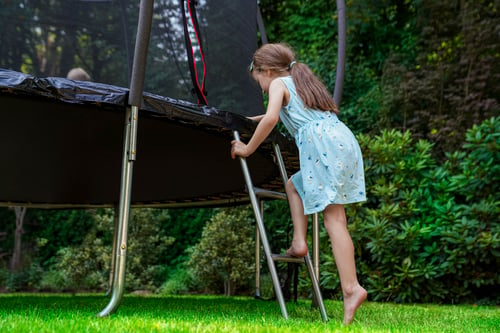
(9, 206, 27, 272)
(224, 279, 234, 296)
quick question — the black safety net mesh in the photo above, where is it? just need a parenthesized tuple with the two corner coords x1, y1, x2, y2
(0, 0, 264, 116)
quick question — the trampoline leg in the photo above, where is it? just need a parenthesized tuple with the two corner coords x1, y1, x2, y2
(98, 106, 138, 317)
(304, 253, 329, 322)
(106, 206, 119, 296)
(255, 208, 261, 298)
(312, 213, 320, 282)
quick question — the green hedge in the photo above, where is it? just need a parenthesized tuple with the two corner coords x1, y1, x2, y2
(315, 116, 499, 304)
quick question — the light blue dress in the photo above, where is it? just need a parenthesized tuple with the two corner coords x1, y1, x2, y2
(279, 76, 366, 215)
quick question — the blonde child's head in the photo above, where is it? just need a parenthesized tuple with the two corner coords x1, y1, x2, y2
(66, 67, 91, 81)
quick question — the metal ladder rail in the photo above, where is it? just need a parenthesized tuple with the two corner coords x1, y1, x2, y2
(233, 131, 328, 322)
(270, 141, 324, 312)
(273, 144, 322, 281)
(233, 131, 289, 319)
(269, 139, 328, 321)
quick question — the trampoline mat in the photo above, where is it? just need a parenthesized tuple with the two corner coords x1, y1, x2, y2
(0, 69, 298, 208)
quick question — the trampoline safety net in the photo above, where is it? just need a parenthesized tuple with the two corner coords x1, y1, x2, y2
(0, 0, 264, 116)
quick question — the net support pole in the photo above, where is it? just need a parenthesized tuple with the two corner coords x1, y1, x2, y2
(98, 0, 154, 317)
(333, 0, 346, 107)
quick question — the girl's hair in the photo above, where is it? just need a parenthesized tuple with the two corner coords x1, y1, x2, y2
(251, 43, 338, 114)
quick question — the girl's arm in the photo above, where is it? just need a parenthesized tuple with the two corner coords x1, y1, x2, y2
(231, 79, 285, 158)
(247, 114, 265, 122)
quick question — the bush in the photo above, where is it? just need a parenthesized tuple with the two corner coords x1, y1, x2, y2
(50, 208, 174, 292)
(186, 207, 256, 296)
(38, 269, 72, 292)
(1, 263, 43, 292)
(332, 117, 500, 304)
(159, 267, 196, 295)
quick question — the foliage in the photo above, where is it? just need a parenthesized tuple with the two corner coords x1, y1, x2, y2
(30, 209, 96, 268)
(0, 263, 42, 292)
(449, 116, 500, 202)
(37, 210, 111, 291)
(312, 117, 499, 304)
(159, 267, 195, 295)
(160, 208, 215, 267)
(260, 1, 499, 159)
(371, 1, 499, 158)
(0, 0, 131, 83)
(0, 209, 15, 267)
(261, 200, 294, 253)
(260, 0, 420, 123)
(186, 207, 256, 296)
(0, 208, 96, 291)
(41, 208, 174, 292)
(125, 209, 174, 291)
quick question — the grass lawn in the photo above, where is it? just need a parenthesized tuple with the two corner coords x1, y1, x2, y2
(0, 293, 498, 332)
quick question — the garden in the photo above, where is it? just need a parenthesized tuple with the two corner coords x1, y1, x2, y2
(0, 0, 498, 331)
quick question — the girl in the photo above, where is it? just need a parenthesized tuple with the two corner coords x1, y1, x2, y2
(230, 43, 367, 324)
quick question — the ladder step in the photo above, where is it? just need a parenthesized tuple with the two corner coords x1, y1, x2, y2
(271, 253, 306, 264)
(254, 187, 286, 200)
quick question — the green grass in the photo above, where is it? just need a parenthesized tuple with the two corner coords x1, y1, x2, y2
(0, 294, 498, 332)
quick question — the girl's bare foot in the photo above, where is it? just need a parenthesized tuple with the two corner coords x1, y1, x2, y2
(343, 284, 367, 324)
(285, 240, 308, 258)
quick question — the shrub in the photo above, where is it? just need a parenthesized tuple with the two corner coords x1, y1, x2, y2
(159, 267, 195, 295)
(314, 117, 499, 304)
(186, 207, 255, 296)
(50, 208, 174, 292)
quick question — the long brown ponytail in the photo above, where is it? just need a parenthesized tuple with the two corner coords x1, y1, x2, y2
(251, 43, 338, 114)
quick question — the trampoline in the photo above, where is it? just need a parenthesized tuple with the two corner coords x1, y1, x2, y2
(0, 68, 298, 208)
(0, 0, 346, 319)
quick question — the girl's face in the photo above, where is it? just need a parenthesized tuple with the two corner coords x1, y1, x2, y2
(252, 69, 274, 94)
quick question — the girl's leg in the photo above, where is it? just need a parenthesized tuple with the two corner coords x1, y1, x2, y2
(323, 204, 367, 324)
(285, 178, 308, 257)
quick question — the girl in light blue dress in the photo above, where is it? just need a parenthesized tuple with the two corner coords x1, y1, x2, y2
(231, 43, 366, 324)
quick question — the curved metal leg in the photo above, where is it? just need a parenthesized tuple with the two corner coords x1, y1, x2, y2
(98, 0, 152, 317)
(105, 206, 119, 296)
(98, 106, 138, 317)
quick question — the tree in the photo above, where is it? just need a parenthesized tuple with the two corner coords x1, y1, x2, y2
(382, 0, 500, 158)
(9, 207, 27, 272)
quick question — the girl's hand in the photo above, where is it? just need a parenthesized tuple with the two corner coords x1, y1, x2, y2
(231, 140, 250, 159)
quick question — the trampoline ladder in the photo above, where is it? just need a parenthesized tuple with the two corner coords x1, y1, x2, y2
(233, 131, 328, 322)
